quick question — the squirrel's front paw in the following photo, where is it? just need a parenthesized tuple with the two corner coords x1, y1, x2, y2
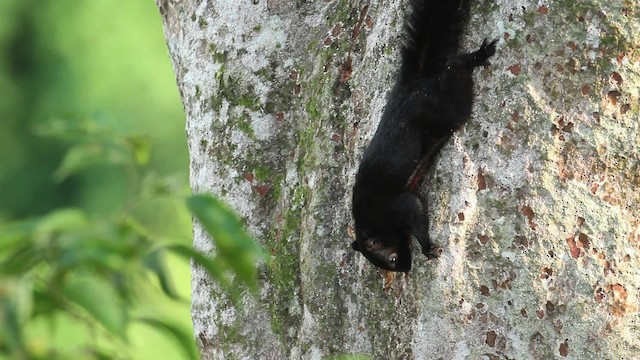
(422, 246, 442, 259)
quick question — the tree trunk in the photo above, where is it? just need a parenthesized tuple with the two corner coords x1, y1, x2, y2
(157, 0, 639, 358)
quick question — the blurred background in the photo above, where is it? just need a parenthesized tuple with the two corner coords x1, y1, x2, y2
(1, 0, 194, 359)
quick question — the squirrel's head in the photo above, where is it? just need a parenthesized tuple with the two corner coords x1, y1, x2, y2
(351, 233, 412, 272)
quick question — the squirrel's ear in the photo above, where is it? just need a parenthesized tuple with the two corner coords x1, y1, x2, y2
(351, 241, 360, 252)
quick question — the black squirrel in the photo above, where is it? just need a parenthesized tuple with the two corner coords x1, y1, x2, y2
(351, 0, 497, 272)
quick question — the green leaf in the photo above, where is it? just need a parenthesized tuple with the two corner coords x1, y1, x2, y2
(0, 244, 41, 275)
(186, 194, 267, 293)
(54, 144, 107, 181)
(166, 244, 234, 292)
(143, 249, 181, 300)
(34, 114, 115, 140)
(166, 244, 245, 305)
(86, 348, 117, 360)
(0, 219, 37, 252)
(62, 276, 127, 339)
(56, 244, 128, 273)
(0, 296, 27, 356)
(118, 216, 153, 239)
(11, 278, 34, 325)
(35, 208, 89, 239)
(126, 135, 152, 166)
(32, 288, 61, 318)
(136, 317, 199, 360)
(54, 141, 133, 181)
(140, 173, 184, 198)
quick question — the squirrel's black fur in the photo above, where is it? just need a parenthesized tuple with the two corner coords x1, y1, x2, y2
(351, 0, 496, 272)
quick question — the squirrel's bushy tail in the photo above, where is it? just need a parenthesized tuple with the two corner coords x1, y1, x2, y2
(399, 0, 471, 80)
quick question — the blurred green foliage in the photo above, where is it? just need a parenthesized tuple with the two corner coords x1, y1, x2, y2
(0, 1, 267, 359)
(0, 114, 267, 359)
(0, 0, 187, 219)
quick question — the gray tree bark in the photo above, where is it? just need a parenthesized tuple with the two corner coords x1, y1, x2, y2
(157, 0, 639, 359)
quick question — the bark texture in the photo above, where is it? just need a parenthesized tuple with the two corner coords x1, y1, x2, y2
(157, 0, 639, 358)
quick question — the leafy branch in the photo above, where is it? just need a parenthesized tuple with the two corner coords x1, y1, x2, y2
(0, 115, 267, 360)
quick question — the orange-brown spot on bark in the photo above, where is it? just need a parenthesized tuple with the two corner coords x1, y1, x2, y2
(590, 183, 599, 194)
(477, 169, 487, 190)
(458, 213, 465, 221)
(352, 5, 370, 39)
(607, 90, 621, 105)
(538, 5, 549, 14)
(339, 57, 353, 83)
(521, 308, 527, 317)
(594, 287, 605, 303)
(540, 267, 553, 279)
(382, 270, 395, 291)
(331, 133, 342, 142)
(478, 234, 489, 245)
(545, 300, 555, 313)
(480, 285, 490, 296)
(289, 69, 299, 80)
(607, 284, 628, 300)
(508, 64, 521, 75)
(244, 173, 255, 182)
(581, 84, 590, 96)
(486, 331, 497, 347)
(331, 23, 343, 37)
(294, 83, 301, 95)
(592, 112, 600, 122)
(559, 340, 569, 357)
(566, 236, 581, 258)
(577, 233, 590, 248)
(323, 36, 333, 46)
(610, 71, 623, 87)
(536, 309, 544, 319)
(275, 111, 285, 122)
(577, 216, 585, 226)
(256, 185, 271, 197)
(498, 276, 514, 290)
(365, 16, 373, 29)
(566, 41, 577, 51)
(521, 205, 536, 229)
(620, 104, 630, 114)
(352, 26, 361, 40)
(561, 122, 574, 133)
(514, 235, 528, 249)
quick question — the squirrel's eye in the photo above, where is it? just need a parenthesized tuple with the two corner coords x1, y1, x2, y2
(389, 254, 397, 264)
